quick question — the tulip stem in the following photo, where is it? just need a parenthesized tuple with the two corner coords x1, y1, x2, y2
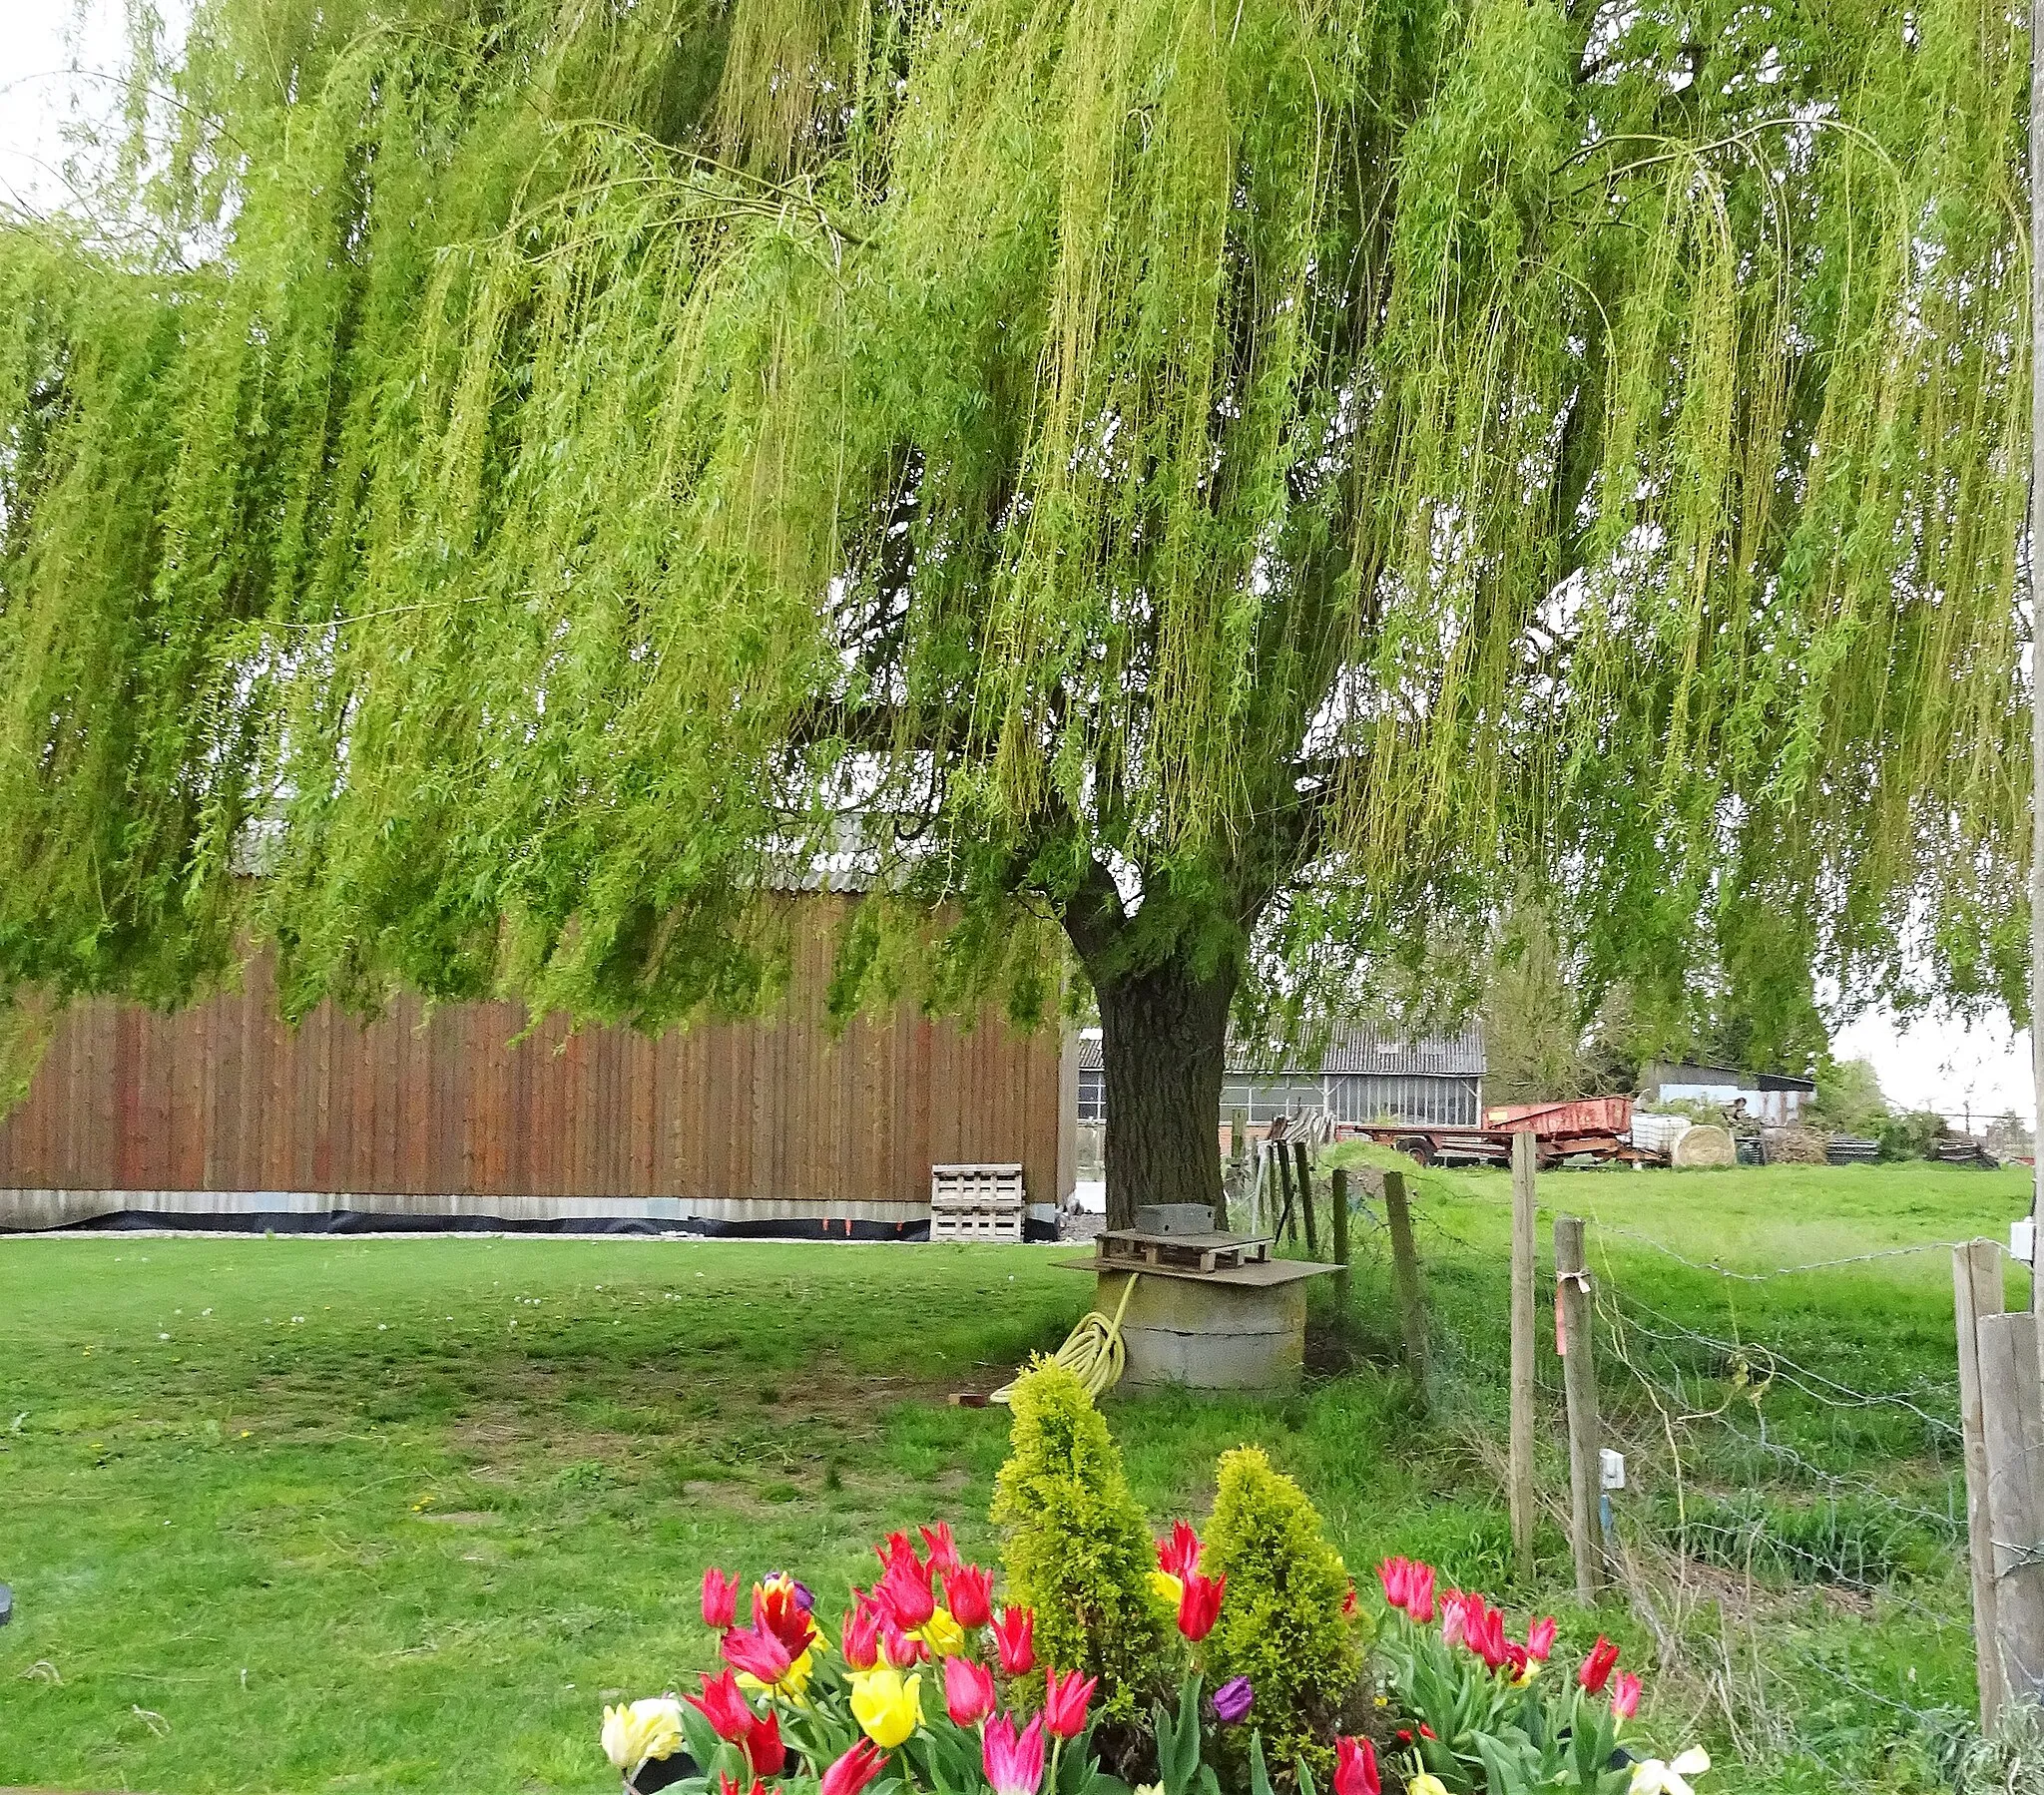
(1049, 1736, 1064, 1794)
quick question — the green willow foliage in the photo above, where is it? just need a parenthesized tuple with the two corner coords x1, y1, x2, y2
(0, 0, 2029, 1041)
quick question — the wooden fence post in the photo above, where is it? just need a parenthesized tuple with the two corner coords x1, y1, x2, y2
(1510, 1130, 1537, 1580)
(1955, 1239, 2008, 1727)
(1273, 1141, 1298, 1244)
(1978, 1307, 2044, 1702)
(1384, 1167, 1428, 1400)
(1554, 1214, 1605, 1602)
(1228, 1111, 1248, 1231)
(1330, 1167, 1351, 1312)
(1293, 1139, 1318, 1256)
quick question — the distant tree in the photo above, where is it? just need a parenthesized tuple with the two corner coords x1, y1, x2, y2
(0, 0, 2029, 1228)
(1806, 1058, 1890, 1137)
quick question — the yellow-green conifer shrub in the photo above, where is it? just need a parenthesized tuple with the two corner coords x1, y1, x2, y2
(1200, 1446, 1367, 1777)
(990, 1359, 1170, 1721)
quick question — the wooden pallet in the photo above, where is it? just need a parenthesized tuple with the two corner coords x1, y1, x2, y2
(1096, 1229, 1272, 1273)
(930, 1162, 1026, 1242)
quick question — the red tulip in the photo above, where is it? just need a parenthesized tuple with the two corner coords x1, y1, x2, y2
(1341, 1580, 1358, 1620)
(1471, 1603, 1509, 1672)
(1375, 1557, 1411, 1610)
(1176, 1571, 1225, 1642)
(1043, 1667, 1097, 1739)
(1526, 1616, 1557, 1662)
(880, 1618, 929, 1665)
(721, 1623, 793, 1687)
(755, 1579, 817, 1659)
(1333, 1737, 1379, 1795)
(921, 1522, 962, 1575)
(702, 1567, 740, 1630)
(992, 1605, 1036, 1676)
(744, 1709, 787, 1776)
(946, 1563, 995, 1630)
(820, 1738, 888, 1795)
(1157, 1520, 1203, 1580)
(842, 1593, 884, 1669)
(686, 1669, 757, 1742)
(877, 1531, 921, 1571)
(1611, 1671, 1642, 1722)
(716, 1775, 766, 1795)
(1577, 1635, 1620, 1694)
(877, 1549, 938, 1630)
(945, 1653, 997, 1726)
(1405, 1563, 1436, 1623)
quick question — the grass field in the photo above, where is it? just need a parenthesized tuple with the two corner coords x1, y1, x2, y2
(0, 1159, 2031, 1794)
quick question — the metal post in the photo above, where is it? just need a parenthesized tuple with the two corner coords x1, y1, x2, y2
(1555, 1214, 1605, 1601)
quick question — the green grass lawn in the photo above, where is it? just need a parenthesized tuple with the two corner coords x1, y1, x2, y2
(0, 1160, 2031, 1794)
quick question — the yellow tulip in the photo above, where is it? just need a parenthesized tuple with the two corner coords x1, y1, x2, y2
(920, 1607, 967, 1658)
(850, 1665, 924, 1747)
(1149, 1571, 1185, 1609)
(600, 1697, 684, 1772)
(1408, 1777, 1449, 1795)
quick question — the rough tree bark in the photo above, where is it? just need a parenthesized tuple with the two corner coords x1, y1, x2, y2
(1094, 959, 1237, 1232)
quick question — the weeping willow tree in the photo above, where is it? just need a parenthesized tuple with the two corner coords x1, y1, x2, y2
(0, 0, 2029, 1225)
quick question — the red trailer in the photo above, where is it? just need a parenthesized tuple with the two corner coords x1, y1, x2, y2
(1349, 1095, 1660, 1168)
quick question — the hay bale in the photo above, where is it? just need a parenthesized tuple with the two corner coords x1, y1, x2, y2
(1672, 1123, 1737, 1168)
(1764, 1125, 1828, 1165)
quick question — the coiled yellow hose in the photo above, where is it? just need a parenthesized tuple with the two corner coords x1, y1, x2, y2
(990, 1269, 1141, 1404)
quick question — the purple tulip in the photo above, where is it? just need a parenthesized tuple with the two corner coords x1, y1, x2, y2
(1211, 1677, 1255, 1724)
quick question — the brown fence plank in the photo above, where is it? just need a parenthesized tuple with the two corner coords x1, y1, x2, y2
(0, 899, 1067, 1211)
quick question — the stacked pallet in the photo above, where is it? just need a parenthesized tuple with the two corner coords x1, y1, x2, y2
(930, 1162, 1027, 1240)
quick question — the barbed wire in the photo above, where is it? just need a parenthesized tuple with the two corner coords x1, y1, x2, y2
(1594, 1225, 1983, 1285)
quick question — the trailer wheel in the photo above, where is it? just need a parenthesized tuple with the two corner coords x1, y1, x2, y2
(1395, 1134, 1437, 1167)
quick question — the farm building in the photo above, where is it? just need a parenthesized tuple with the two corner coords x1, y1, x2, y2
(1640, 1060, 1815, 1125)
(0, 894, 1075, 1234)
(1075, 1024, 1488, 1129)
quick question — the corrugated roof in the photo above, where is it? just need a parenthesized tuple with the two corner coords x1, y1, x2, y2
(1076, 1024, 1486, 1078)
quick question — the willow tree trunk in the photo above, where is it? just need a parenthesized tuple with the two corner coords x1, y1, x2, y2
(1096, 961, 1235, 1232)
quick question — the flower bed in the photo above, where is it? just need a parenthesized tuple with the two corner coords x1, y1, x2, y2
(598, 1365, 1710, 1795)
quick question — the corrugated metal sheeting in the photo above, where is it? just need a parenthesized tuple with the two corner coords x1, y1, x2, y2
(1076, 1025, 1488, 1128)
(0, 895, 1069, 1226)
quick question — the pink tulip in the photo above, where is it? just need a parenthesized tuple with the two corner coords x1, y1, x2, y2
(1406, 1563, 1436, 1623)
(702, 1567, 740, 1630)
(720, 1623, 793, 1687)
(842, 1593, 884, 1670)
(921, 1522, 962, 1575)
(878, 1549, 938, 1630)
(1375, 1557, 1411, 1610)
(983, 1712, 1046, 1795)
(1526, 1616, 1557, 1661)
(945, 1654, 996, 1726)
(1611, 1671, 1642, 1721)
(1333, 1737, 1379, 1795)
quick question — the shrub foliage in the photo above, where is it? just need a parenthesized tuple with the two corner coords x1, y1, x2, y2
(990, 1360, 1170, 1720)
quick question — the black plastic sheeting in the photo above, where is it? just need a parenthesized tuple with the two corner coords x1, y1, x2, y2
(11, 1207, 1061, 1242)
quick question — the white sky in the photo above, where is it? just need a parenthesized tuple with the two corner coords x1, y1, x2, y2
(2, 0, 2037, 1126)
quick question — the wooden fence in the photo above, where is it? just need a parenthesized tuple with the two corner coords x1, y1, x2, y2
(0, 895, 1072, 1222)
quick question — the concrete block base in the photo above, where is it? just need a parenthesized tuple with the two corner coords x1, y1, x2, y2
(1100, 1268, 1307, 1393)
